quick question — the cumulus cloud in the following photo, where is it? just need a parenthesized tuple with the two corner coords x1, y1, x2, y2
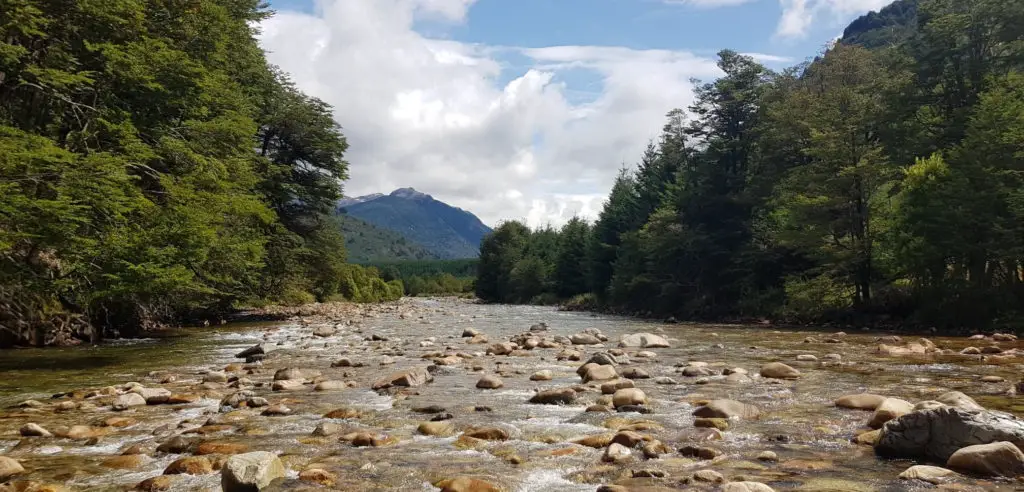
(258, 0, 734, 227)
(775, 0, 893, 39)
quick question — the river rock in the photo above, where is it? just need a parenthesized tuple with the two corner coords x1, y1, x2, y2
(760, 362, 801, 379)
(618, 333, 671, 348)
(418, 421, 454, 437)
(221, 452, 285, 492)
(936, 391, 985, 411)
(313, 380, 347, 391)
(693, 469, 725, 483)
(436, 477, 501, 492)
(261, 404, 291, 416)
(899, 465, 958, 484)
(157, 436, 196, 454)
(681, 365, 713, 377)
(487, 343, 515, 355)
(603, 442, 631, 463)
(679, 444, 723, 459)
(299, 468, 337, 487)
(586, 352, 619, 366)
(620, 367, 650, 379)
(693, 399, 761, 419)
(112, 393, 147, 411)
(582, 364, 618, 383)
(601, 380, 634, 394)
(0, 457, 25, 480)
(835, 393, 887, 410)
(203, 371, 229, 383)
(796, 354, 818, 362)
(102, 454, 147, 469)
(463, 427, 509, 441)
(913, 400, 946, 411)
(723, 482, 776, 492)
(372, 367, 433, 390)
(529, 388, 577, 405)
(612, 388, 646, 408)
(164, 456, 213, 475)
(271, 380, 303, 391)
(476, 375, 503, 389)
(946, 441, 1024, 477)
(20, 423, 52, 437)
(312, 326, 336, 337)
(135, 387, 172, 405)
(196, 442, 248, 455)
(274, 368, 318, 381)
(868, 398, 914, 428)
(234, 344, 263, 359)
(313, 422, 344, 436)
(530, 370, 553, 381)
(571, 333, 602, 345)
(695, 418, 729, 430)
(876, 406, 1024, 462)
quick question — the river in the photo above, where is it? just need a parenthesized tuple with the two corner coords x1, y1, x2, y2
(0, 298, 1020, 491)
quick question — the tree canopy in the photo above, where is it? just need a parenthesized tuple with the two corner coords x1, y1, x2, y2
(0, 0, 392, 346)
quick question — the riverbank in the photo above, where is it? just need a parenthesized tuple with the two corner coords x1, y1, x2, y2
(1, 298, 1022, 491)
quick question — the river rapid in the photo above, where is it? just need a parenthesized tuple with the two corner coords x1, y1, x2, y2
(0, 298, 1022, 491)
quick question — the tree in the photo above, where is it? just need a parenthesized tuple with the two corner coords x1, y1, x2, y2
(769, 44, 899, 309)
(554, 217, 591, 298)
(476, 221, 531, 302)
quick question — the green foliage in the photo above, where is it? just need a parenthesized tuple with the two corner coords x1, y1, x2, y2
(0, 0, 389, 346)
(339, 215, 439, 263)
(477, 2, 1024, 330)
(364, 259, 475, 296)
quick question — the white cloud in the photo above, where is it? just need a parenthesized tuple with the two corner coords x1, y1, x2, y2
(775, 0, 892, 39)
(662, 0, 759, 7)
(258, 0, 735, 228)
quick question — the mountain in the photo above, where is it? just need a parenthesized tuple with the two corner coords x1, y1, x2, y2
(840, 0, 918, 49)
(336, 188, 493, 259)
(338, 215, 439, 263)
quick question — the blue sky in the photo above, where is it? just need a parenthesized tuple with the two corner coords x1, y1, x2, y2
(259, 0, 893, 226)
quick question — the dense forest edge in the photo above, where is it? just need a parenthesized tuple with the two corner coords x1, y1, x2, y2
(476, 0, 1024, 333)
(0, 0, 405, 347)
(368, 259, 477, 297)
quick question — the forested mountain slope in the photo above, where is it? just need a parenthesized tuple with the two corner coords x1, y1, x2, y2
(338, 188, 492, 259)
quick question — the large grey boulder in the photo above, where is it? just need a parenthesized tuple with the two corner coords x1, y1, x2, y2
(876, 407, 1024, 462)
(222, 451, 285, 492)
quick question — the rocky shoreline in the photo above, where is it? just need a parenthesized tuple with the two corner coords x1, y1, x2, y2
(1, 298, 1023, 491)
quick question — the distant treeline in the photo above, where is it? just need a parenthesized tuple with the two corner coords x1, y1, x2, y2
(477, 0, 1024, 331)
(368, 260, 477, 297)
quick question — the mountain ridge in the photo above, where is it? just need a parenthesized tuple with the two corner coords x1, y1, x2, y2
(336, 188, 492, 260)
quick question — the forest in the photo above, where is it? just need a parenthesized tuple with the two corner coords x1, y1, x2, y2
(0, 0, 398, 346)
(477, 0, 1024, 331)
(369, 260, 476, 297)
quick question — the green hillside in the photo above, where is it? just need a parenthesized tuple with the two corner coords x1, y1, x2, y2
(339, 215, 439, 263)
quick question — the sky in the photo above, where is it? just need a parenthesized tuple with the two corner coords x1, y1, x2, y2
(259, 0, 894, 227)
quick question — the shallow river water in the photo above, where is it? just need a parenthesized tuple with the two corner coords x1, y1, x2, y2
(1, 298, 1022, 491)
